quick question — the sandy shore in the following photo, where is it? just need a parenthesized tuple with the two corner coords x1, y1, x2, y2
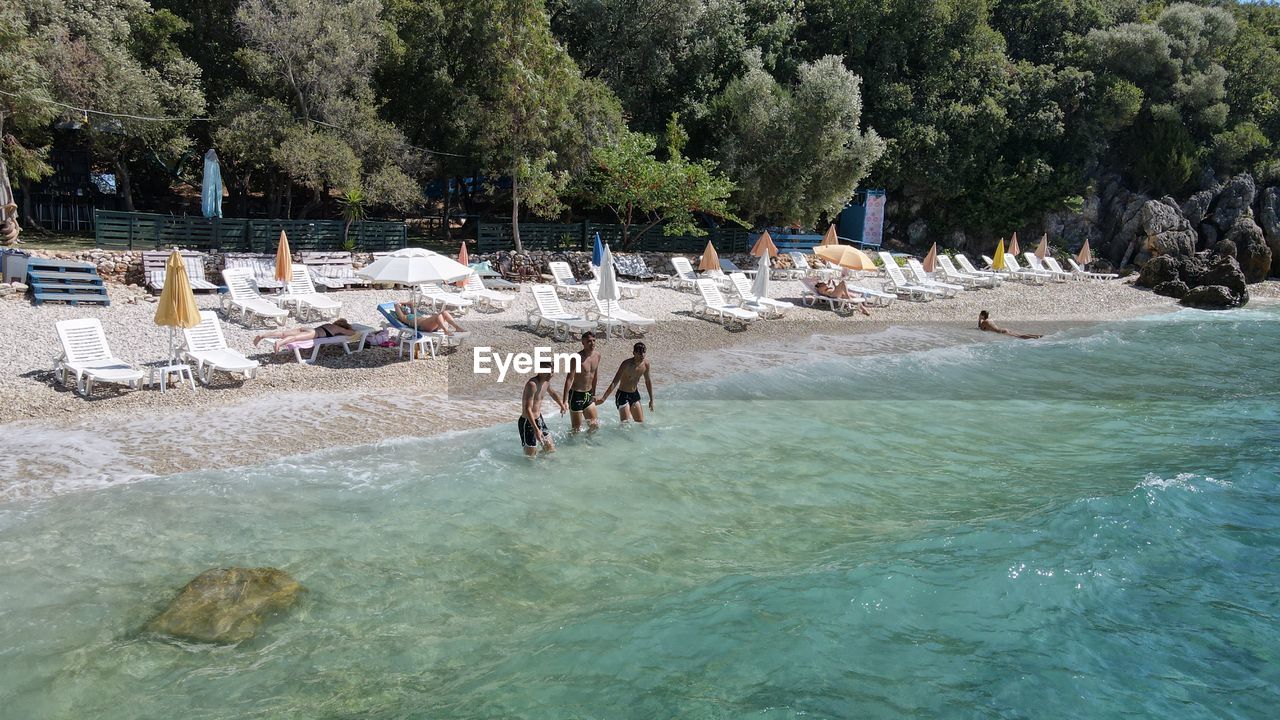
(3, 271, 1250, 500)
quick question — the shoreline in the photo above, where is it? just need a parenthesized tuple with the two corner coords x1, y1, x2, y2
(0, 280, 1193, 502)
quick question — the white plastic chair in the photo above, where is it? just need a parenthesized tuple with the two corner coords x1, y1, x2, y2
(877, 252, 945, 301)
(527, 284, 596, 340)
(1067, 258, 1118, 280)
(938, 254, 996, 288)
(182, 311, 260, 383)
(668, 257, 702, 292)
(798, 276, 867, 314)
(549, 261, 593, 299)
(417, 282, 474, 313)
(53, 318, 144, 396)
(905, 258, 963, 297)
(728, 272, 792, 318)
(586, 283, 655, 336)
(692, 278, 757, 327)
(279, 264, 342, 320)
(460, 273, 516, 309)
(221, 267, 290, 326)
(1024, 253, 1070, 282)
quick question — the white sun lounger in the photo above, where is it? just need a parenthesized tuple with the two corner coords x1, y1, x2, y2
(787, 252, 839, 281)
(223, 253, 285, 291)
(1024, 253, 1071, 282)
(587, 265, 641, 298)
(586, 283, 655, 336)
(549, 261, 593, 299)
(416, 282, 474, 313)
(527, 284, 596, 340)
(937, 255, 996, 288)
(1041, 256, 1084, 281)
(719, 258, 757, 278)
(53, 318, 144, 396)
(1067, 258, 1119, 280)
(460, 273, 516, 309)
(906, 258, 963, 297)
(280, 322, 375, 365)
(181, 311, 260, 383)
(278, 264, 342, 320)
(670, 256, 727, 292)
(1004, 253, 1052, 284)
(220, 267, 290, 326)
(728, 272, 792, 318)
(692, 278, 757, 327)
(955, 254, 1004, 285)
(878, 252, 945, 301)
(984, 254, 1042, 284)
(143, 251, 220, 293)
(798, 276, 868, 314)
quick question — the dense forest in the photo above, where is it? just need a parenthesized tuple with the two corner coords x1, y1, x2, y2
(4, 0, 1280, 257)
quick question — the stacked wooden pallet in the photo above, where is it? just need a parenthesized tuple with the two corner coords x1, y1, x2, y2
(27, 258, 110, 306)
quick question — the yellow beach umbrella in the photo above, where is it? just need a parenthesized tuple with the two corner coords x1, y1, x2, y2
(698, 240, 721, 272)
(751, 230, 779, 257)
(153, 249, 201, 363)
(815, 244, 877, 271)
(992, 238, 1007, 271)
(819, 225, 840, 246)
(274, 230, 292, 283)
(1008, 231, 1020, 257)
(922, 242, 938, 273)
(1076, 239, 1093, 266)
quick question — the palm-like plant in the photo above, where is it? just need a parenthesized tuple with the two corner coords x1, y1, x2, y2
(337, 187, 367, 251)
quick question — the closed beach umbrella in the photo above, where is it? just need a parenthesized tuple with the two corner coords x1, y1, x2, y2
(1008, 231, 1020, 257)
(596, 243, 621, 336)
(201, 149, 223, 219)
(815, 244, 876, 271)
(992, 239, 1007, 271)
(751, 230, 779, 257)
(1035, 234, 1048, 260)
(820, 225, 839, 246)
(1076, 239, 1093, 266)
(698, 241, 720, 272)
(592, 232, 604, 268)
(923, 243, 938, 273)
(455, 240, 470, 287)
(154, 249, 201, 363)
(274, 230, 291, 283)
(752, 250, 771, 298)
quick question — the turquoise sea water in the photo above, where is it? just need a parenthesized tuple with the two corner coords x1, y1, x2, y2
(1, 307, 1278, 719)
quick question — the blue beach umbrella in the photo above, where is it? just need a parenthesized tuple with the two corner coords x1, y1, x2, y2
(201, 149, 223, 218)
(592, 232, 604, 268)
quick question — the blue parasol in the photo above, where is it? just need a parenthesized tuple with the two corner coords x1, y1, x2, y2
(592, 232, 604, 268)
(201, 149, 223, 218)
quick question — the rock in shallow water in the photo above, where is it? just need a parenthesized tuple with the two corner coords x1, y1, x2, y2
(147, 567, 303, 644)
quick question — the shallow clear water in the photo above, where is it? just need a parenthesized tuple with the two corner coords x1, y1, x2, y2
(2, 307, 1278, 719)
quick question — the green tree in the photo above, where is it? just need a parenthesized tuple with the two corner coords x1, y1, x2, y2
(576, 121, 741, 248)
(711, 50, 884, 227)
(0, 2, 57, 230)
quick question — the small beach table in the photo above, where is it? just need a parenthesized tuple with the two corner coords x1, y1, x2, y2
(146, 360, 197, 393)
(281, 323, 376, 365)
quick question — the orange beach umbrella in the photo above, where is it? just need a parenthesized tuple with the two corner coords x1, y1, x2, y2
(1008, 231, 1020, 257)
(751, 230, 779, 257)
(820, 225, 840, 246)
(1076, 239, 1093, 266)
(922, 243, 938, 273)
(274, 230, 292, 283)
(455, 240, 470, 287)
(1035, 234, 1048, 260)
(815, 244, 876, 271)
(698, 241, 721, 271)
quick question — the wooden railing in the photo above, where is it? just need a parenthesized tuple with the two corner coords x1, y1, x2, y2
(94, 211, 408, 252)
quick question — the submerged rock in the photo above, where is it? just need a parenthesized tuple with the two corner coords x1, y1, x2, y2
(1152, 279, 1189, 299)
(147, 567, 303, 644)
(1182, 284, 1245, 310)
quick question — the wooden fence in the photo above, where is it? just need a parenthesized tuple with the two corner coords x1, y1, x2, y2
(94, 211, 408, 252)
(475, 221, 751, 254)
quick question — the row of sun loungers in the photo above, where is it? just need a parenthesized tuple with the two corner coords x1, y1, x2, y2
(144, 251, 370, 294)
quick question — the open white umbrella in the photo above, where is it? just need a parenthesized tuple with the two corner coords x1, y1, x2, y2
(596, 243, 621, 336)
(752, 250, 771, 299)
(357, 248, 472, 348)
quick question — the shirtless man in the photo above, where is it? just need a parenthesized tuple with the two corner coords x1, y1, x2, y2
(563, 331, 602, 432)
(978, 310, 1042, 339)
(597, 341, 654, 423)
(519, 368, 567, 457)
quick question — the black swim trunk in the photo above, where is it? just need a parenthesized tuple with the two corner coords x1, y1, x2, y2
(517, 415, 549, 448)
(569, 390, 594, 413)
(616, 390, 642, 407)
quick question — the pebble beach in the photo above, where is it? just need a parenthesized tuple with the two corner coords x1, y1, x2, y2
(0, 270, 1254, 498)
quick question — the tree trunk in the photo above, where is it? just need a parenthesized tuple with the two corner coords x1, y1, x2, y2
(299, 186, 322, 219)
(511, 166, 522, 253)
(116, 159, 135, 213)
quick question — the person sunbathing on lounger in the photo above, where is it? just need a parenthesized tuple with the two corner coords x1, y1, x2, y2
(393, 301, 468, 335)
(254, 319, 356, 350)
(978, 310, 1041, 339)
(814, 280, 871, 316)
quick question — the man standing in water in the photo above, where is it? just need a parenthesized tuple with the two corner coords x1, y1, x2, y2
(519, 366, 567, 458)
(597, 341, 654, 423)
(978, 310, 1042, 339)
(563, 331, 602, 433)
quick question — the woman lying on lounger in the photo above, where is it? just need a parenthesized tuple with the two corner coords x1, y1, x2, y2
(254, 319, 356, 350)
(393, 302, 468, 335)
(814, 280, 872, 316)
